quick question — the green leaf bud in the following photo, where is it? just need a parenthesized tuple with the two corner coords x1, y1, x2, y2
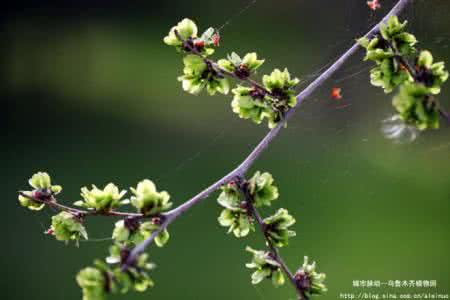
(163, 18, 198, 47)
(178, 54, 229, 95)
(245, 246, 285, 287)
(206, 76, 230, 95)
(369, 58, 410, 93)
(242, 52, 265, 72)
(106, 244, 122, 264)
(294, 256, 327, 297)
(362, 17, 416, 67)
(154, 228, 170, 247)
(357, 37, 370, 49)
(217, 58, 235, 73)
(112, 220, 131, 243)
(217, 182, 254, 238)
(130, 179, 172, 216)
(219, 209, 253, 237)
(415, 50, 449, 95)
(418, 50, 433, 69)
(51, 212, 88, 244)
(29, 172, 52, 189)
(18, 191, 45, 211)
(217, 182, 241, 210)
(218, 52, 264, 77)
(140, 221, 171, 247)
(395, 32, 417, 55)
(76, 267, 106, 300)
(378, 16, 416, 55)
(112, 218, 170, 248)
(248, 171, 279, 207)
(77, 183, 128, 212)
(364, 48, 394, 62)
(50, 185, 63, 194)
(19, 172, 63, 210)
(262, 68, 299, 123)
(272, 269, 285, 287)
(231, 85, 275, 127)
(263, 68, 299, 92)
(392, 82, 440, 130)
(380, 16, 407, 41)
(263, 208, 296, 247)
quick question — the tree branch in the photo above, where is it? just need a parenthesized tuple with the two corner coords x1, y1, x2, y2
(124, 0, 411, 270)
(18, 191, 148, 218)
(237, 177, 303, 299)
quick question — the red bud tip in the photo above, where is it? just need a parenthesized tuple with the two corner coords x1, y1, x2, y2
(45, 228, 54, 235)
(212, 33, 220, 47)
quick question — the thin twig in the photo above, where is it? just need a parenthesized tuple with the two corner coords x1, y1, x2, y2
(18, 191, 146, 218)
(124, 0, 411, 270)
(237, 177, 303, 300)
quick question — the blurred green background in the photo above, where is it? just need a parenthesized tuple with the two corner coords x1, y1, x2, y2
(2, 0, 450, 299)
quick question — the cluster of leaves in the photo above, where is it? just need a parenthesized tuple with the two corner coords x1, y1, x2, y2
(77, 254, 155, 300)
(51, 212, 88, 244)
(216, 171, 326, 297)
(245, 246, 285, 287)
(163, 18, 300, 128)
(18, 171, 62, 210)
(17, 172, 172, 300)
(359, 16, 448, 130)
(71, 179, 172, 216)
(217, 172, 280, 238)
(294, 256, 328, 298)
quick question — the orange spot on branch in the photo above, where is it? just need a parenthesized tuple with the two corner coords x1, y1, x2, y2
(331, 87, 343, 100)
(367, 0, 381, 11)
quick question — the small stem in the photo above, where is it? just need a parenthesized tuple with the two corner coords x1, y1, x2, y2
(18, 192, 145, 218)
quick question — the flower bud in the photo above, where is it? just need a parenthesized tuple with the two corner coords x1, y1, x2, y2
(29, 172, 51, 189)
(51, 212, 88, 244)
(392, 82, 439, 130)
(178, 55, 229, 95)
(217, 183, 254, 238)
(130, 179, 171, 216)
(263, 208, 296, 247)
(294, 256, 327, 297)
(18, 191, 45, 211)
(231, 85, 275, 127)
(76, 183, 127, 211)
(248, 171, 279, 207)
(19, 172, 63, 211)
(163, 18, 198, 47)
(245, 247, 285, 287)
(415, 50, 448, 95)
(76, 267, 106, 300)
